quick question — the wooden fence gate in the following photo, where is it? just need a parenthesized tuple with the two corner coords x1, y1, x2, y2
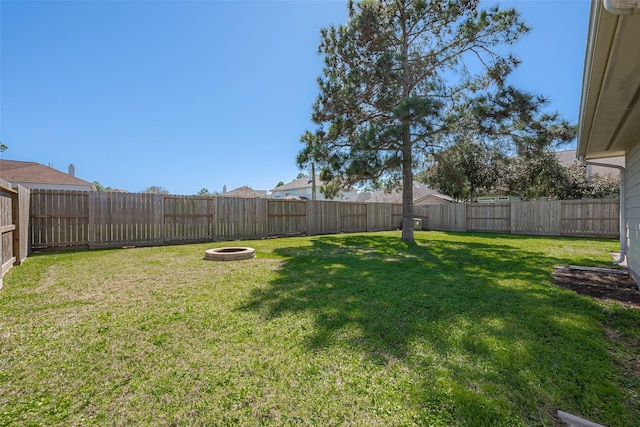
(0, 178, 30, 288)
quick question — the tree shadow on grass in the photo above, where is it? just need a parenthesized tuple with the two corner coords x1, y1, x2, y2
(240, 234, 634, 425)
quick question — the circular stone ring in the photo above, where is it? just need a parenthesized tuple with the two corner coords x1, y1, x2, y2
(204, 247, 256, 261)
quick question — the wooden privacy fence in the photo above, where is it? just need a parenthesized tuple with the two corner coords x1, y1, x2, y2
(29, 190, 404, 250)
(414, 199, 620, 238)
(29, 190, 620, 251)
(0, 178, 30, 287)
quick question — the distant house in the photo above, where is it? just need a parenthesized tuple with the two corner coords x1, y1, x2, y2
(270, 176, 359, 201)
(413, 184, 455, 206)
(0, 160, 96, 191)
(355, 183, 453, 205)
(556, 149, 623, 178)
(476, 194, 520, 204)
(221, 185, 268, 198)
(271, 177, 451, 204)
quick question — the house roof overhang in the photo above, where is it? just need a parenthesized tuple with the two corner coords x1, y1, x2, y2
(577, 0, 640, 161)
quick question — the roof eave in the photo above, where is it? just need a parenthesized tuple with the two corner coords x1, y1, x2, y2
(578, 1, 640, 161)
(578, 0, 610, 160)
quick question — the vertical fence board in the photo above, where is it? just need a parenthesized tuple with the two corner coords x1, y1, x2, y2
(422, 203, 466, 231)
(340, 202, 367, 233)
(367, 203, 393, 231)
(164, 196, 213, 243)
(561, 199, 619, 237)
(391, 204, 403, 229)
(268, 200, 307, 236)
(306, 200, 339, 235)
(16, 185, 30, 263)
(216, 197, 233, 240)
(214, 197, 268, 241)
(255, 198, 269, 239)
(511, 200, 561, 236)
(467, 203, 510, 232)
(30, 190, 88, 248)
(86, 192, 164, 248)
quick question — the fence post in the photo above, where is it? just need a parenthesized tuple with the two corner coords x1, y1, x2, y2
(88, 191, 96, 248)
(11, 191, 18, 266)
(21, 186, 30, 260)
(156, 194, 165, 244)
(0, 195, 3, 290)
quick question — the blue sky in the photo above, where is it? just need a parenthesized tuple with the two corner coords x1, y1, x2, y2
(1, 0, 590, 195)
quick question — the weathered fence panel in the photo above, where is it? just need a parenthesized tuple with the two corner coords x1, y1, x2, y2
(164, 196, 213, 243)
(212, 197, 267, 241)
(467, 203, 511, 233)
(417, 203, 466, 231)
(307, 200, 340, 235)
(340, 202, 367, 233)
(417, 199, 618, 237)
(26, 190, 620, 252)
(561, 199, 619, 238)
(89, 192, 163, 248)
(511, 200, 561, 236)
(391, 204, 403, 229)
(367, 203, 393, 231)
(268, 199, 307, 236)
(31, 190, 89, 248)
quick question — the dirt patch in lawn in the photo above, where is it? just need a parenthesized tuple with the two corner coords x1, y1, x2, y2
(552, 266, 640, 309)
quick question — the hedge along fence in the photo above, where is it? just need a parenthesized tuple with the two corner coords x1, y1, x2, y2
(28, 190, 620, 251)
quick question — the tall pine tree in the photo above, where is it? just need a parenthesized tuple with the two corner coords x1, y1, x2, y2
(299, 0, 529, 241)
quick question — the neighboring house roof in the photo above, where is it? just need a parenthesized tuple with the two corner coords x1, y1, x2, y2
(354, 183, 453, 205)
(271, 175, 359, 200)
(577, 1, 640, 161)
(0, 160, 96, 191)
(413, 184, 455, 205)
(556, 149, 624, 176)
(222, 186, 268, 198)
(270, 176, 318, 192)
(270, 176, 452, 204)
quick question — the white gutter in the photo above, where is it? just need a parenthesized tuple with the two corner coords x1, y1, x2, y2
(604, 0, 640, 15)
(585, 161, 626, 264)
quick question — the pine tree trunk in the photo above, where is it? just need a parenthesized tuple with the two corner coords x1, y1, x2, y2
(401, 126, 414, 242)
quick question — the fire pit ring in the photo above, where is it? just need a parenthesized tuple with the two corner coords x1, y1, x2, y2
(205, 247, 255, 261)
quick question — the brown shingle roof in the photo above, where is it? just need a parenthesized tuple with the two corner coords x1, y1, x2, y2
(222, 186, 268, 197)
(270, 176, 318, 192)
(0, 160, 95, 188)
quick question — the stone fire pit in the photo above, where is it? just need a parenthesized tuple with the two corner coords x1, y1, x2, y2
(204, 247, 256, 261)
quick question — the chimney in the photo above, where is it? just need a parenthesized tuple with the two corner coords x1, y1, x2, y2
(223, 185, 227, 194)
(68, 164, 75, 176)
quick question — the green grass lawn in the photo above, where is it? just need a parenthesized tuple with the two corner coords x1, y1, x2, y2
(1, 231, 639, 426)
